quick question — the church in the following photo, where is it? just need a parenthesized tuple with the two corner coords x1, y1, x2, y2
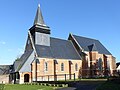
(9, 4, 116, 84)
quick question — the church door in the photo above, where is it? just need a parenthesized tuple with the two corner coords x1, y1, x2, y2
(24, 74, 29, 82)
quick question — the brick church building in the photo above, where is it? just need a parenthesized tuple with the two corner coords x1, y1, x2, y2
(9, 4, 116, 84)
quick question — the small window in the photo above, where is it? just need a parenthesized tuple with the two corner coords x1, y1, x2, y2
(75, 63, 78, 71)
(45, 62, 48, 71)
(61, 63, 64, 71)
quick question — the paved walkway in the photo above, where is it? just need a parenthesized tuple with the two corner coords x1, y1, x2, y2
(74, 82, 99, 90)
(56, 87, 76, 90)
(56, 81, 105, 90)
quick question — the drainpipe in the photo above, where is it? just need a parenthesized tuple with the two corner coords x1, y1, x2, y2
(54, 60, 57, 81)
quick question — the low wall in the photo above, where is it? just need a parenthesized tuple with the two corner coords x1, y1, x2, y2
(0, 74, 9, 84)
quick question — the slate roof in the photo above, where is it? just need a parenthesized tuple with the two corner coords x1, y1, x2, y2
(72, 34, 111, 55)
(88, 43, 97, 51)
(0, 65, 10, 75)
(19, 51, 34, 73)
(35, 37, 82, 60)
(13, 50, 33, 72)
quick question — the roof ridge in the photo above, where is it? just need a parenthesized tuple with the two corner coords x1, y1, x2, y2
(50, 37, 68, 42)
(73, 34, 99, 41)
(51, 37, 77, 45)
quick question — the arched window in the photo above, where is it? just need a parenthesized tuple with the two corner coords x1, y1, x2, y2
(98, 58, 102, 71)
(75, 63, 78, 71)
(61, 63, 64, 71)
(45, 62, 48, 71)
(107, 60, 110, 70)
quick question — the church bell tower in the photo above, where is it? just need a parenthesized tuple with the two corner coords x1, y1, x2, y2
(29, 4, 50, 46)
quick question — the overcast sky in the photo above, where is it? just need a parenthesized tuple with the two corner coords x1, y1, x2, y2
(0, 0, 120, 65)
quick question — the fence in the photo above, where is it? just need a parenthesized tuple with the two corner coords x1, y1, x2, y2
(34, 73, 76, 81)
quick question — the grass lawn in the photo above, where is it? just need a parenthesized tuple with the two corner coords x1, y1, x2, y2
(0, 84, 60, 90)
(0, 84, 4, 90)
(96, 81, 120, 90)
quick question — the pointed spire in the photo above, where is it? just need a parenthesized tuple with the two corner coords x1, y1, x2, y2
(34, 4, 45, 26)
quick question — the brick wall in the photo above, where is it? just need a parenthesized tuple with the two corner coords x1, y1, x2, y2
(31, 58, 82, 81)
(82, 51, 116, 77)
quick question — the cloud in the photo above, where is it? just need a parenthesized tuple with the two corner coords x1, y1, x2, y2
(0, 41, 6, 45)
